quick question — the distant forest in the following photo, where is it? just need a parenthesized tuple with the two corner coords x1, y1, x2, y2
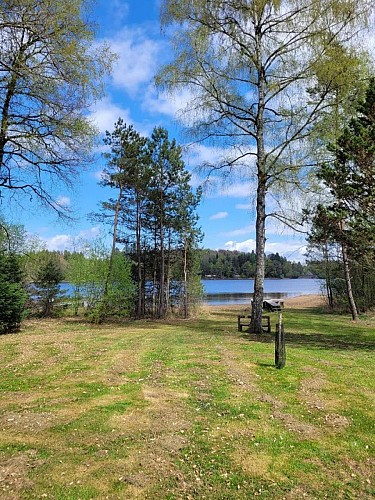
(199, 250, 310, 279)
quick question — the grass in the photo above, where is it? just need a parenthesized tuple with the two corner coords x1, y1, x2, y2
(0, 305, 374, 499)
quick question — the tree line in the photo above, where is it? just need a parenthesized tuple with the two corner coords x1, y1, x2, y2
(200, 250, 307, 279)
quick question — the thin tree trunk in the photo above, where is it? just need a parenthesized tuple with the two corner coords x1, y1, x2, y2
(158, 188, 165, 319)
(183, 236, 188, 319)
(95, 183, 124, 323)
(341, 238, 358, 321)
(165, 231, 172, 315)
(152, 228, 158, 318)
(104, 184, 123, 298)
(136, 196, 142, 319)
(323, 243, 334, 309)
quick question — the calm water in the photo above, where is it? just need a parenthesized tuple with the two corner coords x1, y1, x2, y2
(59, 278, 323, 307)
(203, 278, 322, 306)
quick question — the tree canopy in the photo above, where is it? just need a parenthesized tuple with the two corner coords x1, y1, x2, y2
(0, 0, 111, 214)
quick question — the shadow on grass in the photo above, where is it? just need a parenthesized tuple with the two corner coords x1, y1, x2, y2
(284, 331, 374, 351)
(238, 330, 374, 351)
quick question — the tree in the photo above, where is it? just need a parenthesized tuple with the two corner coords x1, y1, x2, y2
(29, 252, 65, 317)
(66, 238, 135, 323)
(0, 0, 111, 214)
(93, 121, 202, 319)
(173, 175, 203, 318)
(158, 0, 373, 333)
(309, 78, 375, 318)
(0, 250, 26, 333)
(92, 119, 150, 319)
(64, 244, 88, 316)
(147, 126, 201, 318)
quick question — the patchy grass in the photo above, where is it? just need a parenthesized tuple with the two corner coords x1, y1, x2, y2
(0, 306, 374, 499)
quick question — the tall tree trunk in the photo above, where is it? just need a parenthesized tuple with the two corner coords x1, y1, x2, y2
(152, 228, 158, 318)
(251, 179, 267, 333)
(341, 237, 358, 321)
(165, 231, 172, 315)
(183, 236, 188, 319)
(251, 20, 267, 335)
(104, 184, 123, 298)
(158, 227, 165, 318)
(158, 188, 165, 319)
(136, 196, 143, 319)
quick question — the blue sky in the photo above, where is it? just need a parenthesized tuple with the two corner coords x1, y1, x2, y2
(3, 0, 309, 261)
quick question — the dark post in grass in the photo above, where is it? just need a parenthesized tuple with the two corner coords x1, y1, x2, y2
(275, 313, 286, 369)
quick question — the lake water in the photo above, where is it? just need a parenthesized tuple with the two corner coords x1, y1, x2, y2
(203, 278, 322, 306)
(59, 278, 323, 307)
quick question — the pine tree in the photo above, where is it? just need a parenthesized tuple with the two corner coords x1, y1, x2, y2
(0, 251, 27, 332)
(30, 254, 65, 317)
(91, 119, 150, 319)
(147, 127, 202, 318)
(309, 78, 375, 315)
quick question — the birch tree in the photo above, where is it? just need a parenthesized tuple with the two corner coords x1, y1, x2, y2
(158, 0, 373, 333)
(0, 0, 111, 215)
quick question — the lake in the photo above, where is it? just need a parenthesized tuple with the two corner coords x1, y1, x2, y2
(203, 278, 323, 306)
(59, 278, 323, 307)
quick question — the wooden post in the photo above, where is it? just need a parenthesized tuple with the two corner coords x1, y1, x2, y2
(275, 313, 286, 369)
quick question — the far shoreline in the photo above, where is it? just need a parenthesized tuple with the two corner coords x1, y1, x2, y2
(206, 294, 325, 310)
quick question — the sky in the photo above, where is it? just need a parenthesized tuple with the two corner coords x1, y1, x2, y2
(3, 0, 313, 261)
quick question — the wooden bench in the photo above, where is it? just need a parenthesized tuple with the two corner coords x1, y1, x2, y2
(262, 299, 284, 312)
(237, 315, 271, 333)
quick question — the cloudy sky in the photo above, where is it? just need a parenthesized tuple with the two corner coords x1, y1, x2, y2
(4, 0, 310, 261)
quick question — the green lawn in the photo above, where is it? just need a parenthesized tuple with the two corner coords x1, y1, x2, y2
(0, 306, 374, 499)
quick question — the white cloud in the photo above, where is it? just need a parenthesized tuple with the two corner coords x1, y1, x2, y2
(77, 226, 101, 240)
(106, 27, 163, 95)
(42, 226, 102, 252)
(188, 172, 204, 189)
(144, 87, 195, 118)
(224, 238, 307, 262)
(219, 182, 256, 198)
(224, 239, 256, 252)
(187, 170, 256, 200)
(108, 0, 129, 25)
(210, 211, 228, 220)
(44, 234, 73, 252)
(93, 170, 105, 181)
(186, 144, 256, 172)
(56, 196, 71, 208)
(265, 241, 307, 261)
(89, 97, 133, 134)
